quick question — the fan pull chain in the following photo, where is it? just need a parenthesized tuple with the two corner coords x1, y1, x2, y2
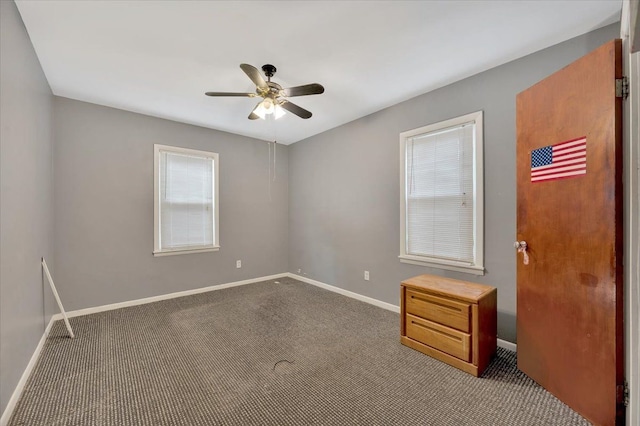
(265, 114, 278, 202)
(269, 113, 277, 182)
(267, 140, 277, 202)
(268, 141, 272, 202)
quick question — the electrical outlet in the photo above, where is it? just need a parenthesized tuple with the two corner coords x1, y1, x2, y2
(236, 260, 241, 269)
(297, 269, 301, 273)
(364, 271, 370, 281)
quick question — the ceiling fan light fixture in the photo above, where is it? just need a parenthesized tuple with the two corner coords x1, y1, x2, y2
(274, 104, 286, 119)
(254, 103, 267, 120)
(262, 98, 275, 114)
(253, 99, 270, 119)
(255, 98, 285, 120)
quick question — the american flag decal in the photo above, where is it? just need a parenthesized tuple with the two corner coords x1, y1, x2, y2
(531, 136, 587, 183)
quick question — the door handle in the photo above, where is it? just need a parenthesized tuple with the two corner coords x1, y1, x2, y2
(514, 241, 529, 265)
(513, 241, 527, 249)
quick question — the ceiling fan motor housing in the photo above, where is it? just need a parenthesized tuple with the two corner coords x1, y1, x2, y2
(262, 64, 277, 79)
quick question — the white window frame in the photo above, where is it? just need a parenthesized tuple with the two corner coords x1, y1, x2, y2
(399, 111, 484, 275)
(153, 144, 220, 257)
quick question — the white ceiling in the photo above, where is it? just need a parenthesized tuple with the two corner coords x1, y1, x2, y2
(16, 1, 621, 145)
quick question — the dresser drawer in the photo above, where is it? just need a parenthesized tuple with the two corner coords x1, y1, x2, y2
(405, 289, 471, 332)
(405, 314, 471, 362)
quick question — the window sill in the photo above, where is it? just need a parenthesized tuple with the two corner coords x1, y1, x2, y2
(153, 247, 220, 257)
(399, 255, 484, 276)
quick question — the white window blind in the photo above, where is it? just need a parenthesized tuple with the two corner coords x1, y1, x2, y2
(154, 145, 219, 256)
(399, 111, 483, 274)
(406, 124, 474, 262)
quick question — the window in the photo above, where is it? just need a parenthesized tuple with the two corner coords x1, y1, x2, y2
(399, 111, 484, 275)
(154, 144, 219, 256)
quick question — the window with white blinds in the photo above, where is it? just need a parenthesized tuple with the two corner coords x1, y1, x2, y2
(153, 145, 219, 256)
(399, 111, 484, 275)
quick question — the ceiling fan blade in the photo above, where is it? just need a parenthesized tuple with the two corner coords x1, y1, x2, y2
(240, 64, 268, 90)
(205, 92, 256, 97)
(248, 101, 262, 120)
(282, 83, 325, 97)
(281, 101, 312, 119)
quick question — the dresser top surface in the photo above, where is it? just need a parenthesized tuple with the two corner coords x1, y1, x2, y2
(401, 274, 496, 302)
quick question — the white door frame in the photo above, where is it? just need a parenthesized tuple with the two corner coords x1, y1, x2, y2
(621, 2, 639, 424)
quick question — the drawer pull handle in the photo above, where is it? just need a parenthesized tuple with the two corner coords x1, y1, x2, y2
(410, 295, 462, 312)
(411, 321, 462, 341)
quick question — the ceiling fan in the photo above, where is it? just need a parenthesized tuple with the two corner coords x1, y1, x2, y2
(205, 64, 324, 120)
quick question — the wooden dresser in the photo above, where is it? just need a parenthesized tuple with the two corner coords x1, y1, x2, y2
(400, 274, 497, 377)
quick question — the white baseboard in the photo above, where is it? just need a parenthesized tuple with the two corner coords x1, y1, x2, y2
(0, 316, 56, 426)
(288, 273, 401, 313)
(52, 273, 288, 320)
(51, 272, 518, 355)
(497, 338, 517, 352)
(288, 273, 518, 351)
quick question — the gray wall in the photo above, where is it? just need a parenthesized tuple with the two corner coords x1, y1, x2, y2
(0, 0, 54, 414)
(288, 23, 620, 343)
(53, 98, 288, 311)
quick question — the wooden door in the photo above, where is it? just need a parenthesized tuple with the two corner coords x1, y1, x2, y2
(516, 39, 624, 426)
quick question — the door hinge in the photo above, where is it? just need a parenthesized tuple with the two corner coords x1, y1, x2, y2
(615, 77, 629, 99)
(617, 380, 629, 407)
